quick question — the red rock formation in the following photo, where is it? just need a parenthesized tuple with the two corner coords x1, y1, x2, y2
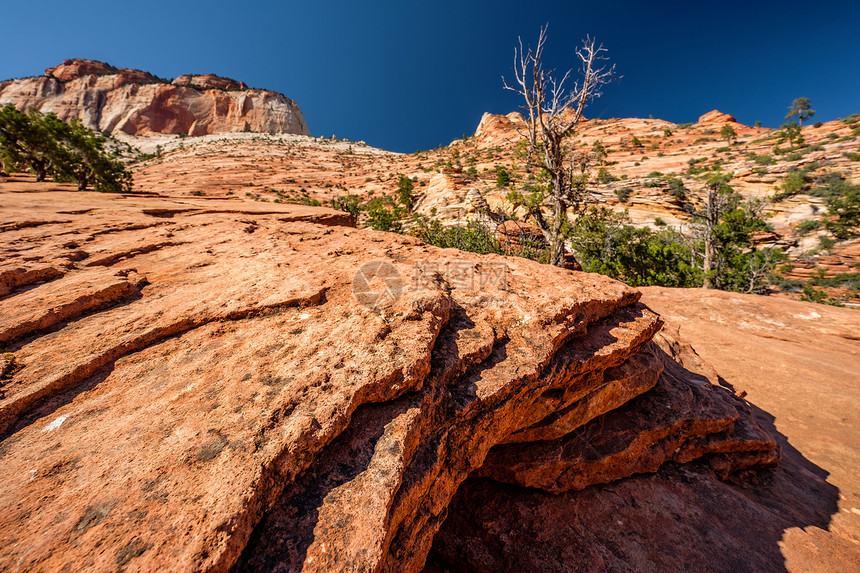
(47, 59, 159, 84)
(0, 59, 309, 137)
(697, 109, 738, 124)
(429, 287, 860, 572)
(0, 178, 780, 572)
(172, 74, 248, 91)
(473, 111, 526, 148)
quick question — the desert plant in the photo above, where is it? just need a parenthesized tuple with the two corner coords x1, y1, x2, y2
(591, 140, 607, 164)
(502, 25, 615, 266)
(332, 194, 362, 218)
(495, 166, 511, 188)
(786, 97, 815, 127)
(775, 168, 808, 199)
(596, 167, 616, 183)
(0, 105, 132, 191)
(666, 177, 688, 201)
(795, 219, 821, 234)
(720, 124, 737, 145)
(615, 187, 632, 202)
(411, 217, 502, 255)
(365, 197, 401, 232)
(395, 174, 414, 209)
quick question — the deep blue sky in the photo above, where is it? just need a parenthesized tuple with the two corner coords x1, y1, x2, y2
(3, 1, 859, 152)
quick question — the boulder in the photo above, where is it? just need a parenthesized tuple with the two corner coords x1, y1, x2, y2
(698, 109, 738, 124)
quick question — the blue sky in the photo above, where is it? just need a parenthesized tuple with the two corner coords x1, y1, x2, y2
(3, 1, 859, 152)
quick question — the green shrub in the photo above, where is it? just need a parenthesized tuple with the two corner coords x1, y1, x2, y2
(567, 207, 700, 288)
(411, 218, 503, 255)
(800, 285, 840, 305)
(615, 187, 633, 202)
(495, 166, 511, 188)
(395, 174, 414, 208)
(331, 194, 362, 218)
(596, 167, 617, 183)
(808, 271, 860, 290)
(795, 219, 820, 234)
(820, 178, 860, 239)
(747, 152, 773, 165)
(0, 104, 132, 192)
(666, 177, 687, 200)
(774, 168, 808, 200)
(365, 197, 401, 232)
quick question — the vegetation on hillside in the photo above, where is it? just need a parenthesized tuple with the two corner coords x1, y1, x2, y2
(0, 104, 132, 192)
(501, 26, 615, 266)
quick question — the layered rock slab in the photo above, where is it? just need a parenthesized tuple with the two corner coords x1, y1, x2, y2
(427, 291, 860, 573)
(234, 303, 661, 572)
(0, 183, 667, 572)
(474, 334, 778, 493)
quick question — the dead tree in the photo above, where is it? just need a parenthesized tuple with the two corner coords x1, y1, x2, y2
(698, 173, 734, 289)
(503, 25, 616, 266)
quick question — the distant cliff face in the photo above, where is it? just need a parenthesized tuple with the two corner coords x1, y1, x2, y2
(0, 59, 310, 137)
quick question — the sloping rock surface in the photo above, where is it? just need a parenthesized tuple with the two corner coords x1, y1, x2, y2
(0, 181, 780, 572)
(0, 59, 309, 136)
(427, 289, 860, 573)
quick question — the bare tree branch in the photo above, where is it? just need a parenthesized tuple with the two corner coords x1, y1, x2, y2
(502, 25, 617, 266)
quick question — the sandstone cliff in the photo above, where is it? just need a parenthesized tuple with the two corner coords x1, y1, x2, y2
(0, 59, 309, 137)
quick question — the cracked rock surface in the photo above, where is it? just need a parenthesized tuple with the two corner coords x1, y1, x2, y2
(0, 184, 782, 572)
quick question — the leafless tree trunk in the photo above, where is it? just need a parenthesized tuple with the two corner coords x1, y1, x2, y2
(699, 175, 732, 289)
(504, 25, 615, 266)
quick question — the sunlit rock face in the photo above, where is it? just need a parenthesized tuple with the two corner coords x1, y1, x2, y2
(0, 59, 309, 136)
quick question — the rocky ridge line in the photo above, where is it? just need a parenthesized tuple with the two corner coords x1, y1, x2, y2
(0, 59, 310, 137)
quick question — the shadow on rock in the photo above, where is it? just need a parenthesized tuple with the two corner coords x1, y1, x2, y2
(232, 397, 416, 572)
(424, 402, 840, 573)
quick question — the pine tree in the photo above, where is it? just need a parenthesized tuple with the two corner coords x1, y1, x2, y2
(786, 97, 815, 127)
